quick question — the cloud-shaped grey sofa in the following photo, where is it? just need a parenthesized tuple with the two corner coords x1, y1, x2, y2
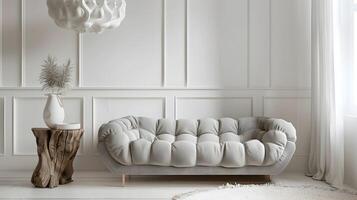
(98, 116, 296, 182)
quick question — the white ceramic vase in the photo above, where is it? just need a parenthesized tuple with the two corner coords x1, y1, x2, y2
(43, 94, 65, 129)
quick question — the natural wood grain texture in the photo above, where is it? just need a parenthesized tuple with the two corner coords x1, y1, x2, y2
(264, 175, 271, 183)
(31, 128, 83, 188)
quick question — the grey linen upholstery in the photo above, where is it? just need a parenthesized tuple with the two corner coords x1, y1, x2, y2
(98, 116, 296, 175)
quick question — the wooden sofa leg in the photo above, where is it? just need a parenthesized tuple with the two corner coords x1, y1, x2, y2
(121, 174, 126, 186)
(265, 175, 271, 182)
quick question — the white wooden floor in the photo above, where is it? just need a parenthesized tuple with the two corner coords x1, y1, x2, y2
(0, 171, 326, 200)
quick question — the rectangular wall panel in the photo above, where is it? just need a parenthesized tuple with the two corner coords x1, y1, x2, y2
(249, 0, 270, 88)
(82, 0, 164, 87)
(23, 0, 78, 87)
(0, 0, 2, 85)
(176, 97, 253, 119)
(0, 98, 3, 155)
(2, 0, 22, 86)
(13, 97, 83, 155)
(93, 97, 166, 145)
(271, 0, 311, 88)
(187, 0, 248, 88)
(263, 97, 311, 157)
(165, 0, 186, 87)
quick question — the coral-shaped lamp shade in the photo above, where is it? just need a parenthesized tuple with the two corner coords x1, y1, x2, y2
(47, 0, 126, 33)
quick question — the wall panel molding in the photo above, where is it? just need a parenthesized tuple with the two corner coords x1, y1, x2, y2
(0, 87, 312, 92)
(269, 0, 272, 88)
(20, 0, 25, 87)
(0, 97, 4, 156)
(12, 0, 311, 90)
(0, 0, 2, 86)
(12, 96, 84, 156)
(161, 0, 166, 87)
(246, 0, 250, 88)
(185, 0, 189, 87)
(78, 33, 83, 88)
(184, 0, 188, 87)
(175, 96, 254, 120)
(5, 0, 312, 91)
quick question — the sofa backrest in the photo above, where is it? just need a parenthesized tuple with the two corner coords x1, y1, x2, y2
(102, 116, 296, 143)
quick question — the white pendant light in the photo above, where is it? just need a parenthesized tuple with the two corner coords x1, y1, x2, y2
(47, 0, 126, 33)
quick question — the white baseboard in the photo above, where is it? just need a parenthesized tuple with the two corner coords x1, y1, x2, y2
(0, 170, 116, 180)
(0, 170, 305, 180)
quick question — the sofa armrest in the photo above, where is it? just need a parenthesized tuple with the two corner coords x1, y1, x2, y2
(237, 117, 296, 166)
(98, 116, 138, 165)
(256, 118, 296, 166)
(261, 118, 297, 143)
(98, 116, 138, 142)
(238, 117, 296, 143)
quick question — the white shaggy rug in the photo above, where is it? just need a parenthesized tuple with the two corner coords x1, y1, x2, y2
(173, 174, 357, 200)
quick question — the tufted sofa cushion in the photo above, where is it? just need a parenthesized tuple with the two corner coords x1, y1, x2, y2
(98, 116, 296, 168)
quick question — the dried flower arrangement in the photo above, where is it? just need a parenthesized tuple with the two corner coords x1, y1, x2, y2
(39, 56, 72, 94)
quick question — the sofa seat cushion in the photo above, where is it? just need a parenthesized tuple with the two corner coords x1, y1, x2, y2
(99, 116, 295, 168)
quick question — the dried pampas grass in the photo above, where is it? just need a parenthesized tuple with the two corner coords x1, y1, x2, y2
(39, 56, 72, 94)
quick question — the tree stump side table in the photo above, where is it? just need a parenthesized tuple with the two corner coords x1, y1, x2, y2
(31, 128, 84, 188)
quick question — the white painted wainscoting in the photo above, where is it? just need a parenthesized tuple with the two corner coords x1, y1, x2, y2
(0, 0, 311, 172)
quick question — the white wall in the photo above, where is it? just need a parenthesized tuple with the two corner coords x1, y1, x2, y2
(0, 0, 311, 171)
